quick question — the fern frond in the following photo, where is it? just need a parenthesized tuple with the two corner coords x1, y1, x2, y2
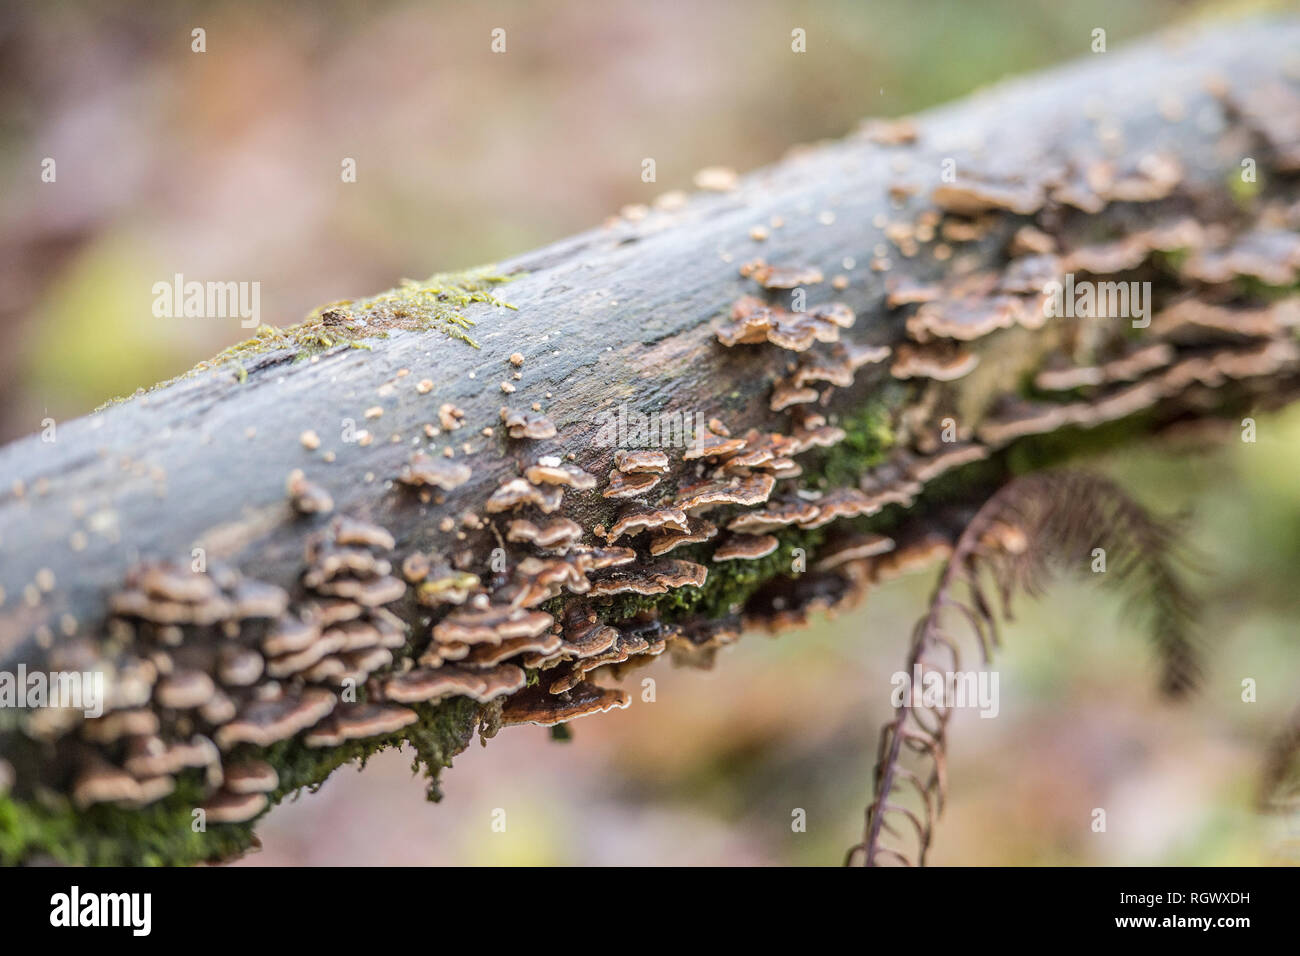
(848, 470, 1200, 867)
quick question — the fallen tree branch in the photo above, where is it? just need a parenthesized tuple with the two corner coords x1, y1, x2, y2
(2, 16, 1300, 864)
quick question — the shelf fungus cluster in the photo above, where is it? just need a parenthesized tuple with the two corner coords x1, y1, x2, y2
(32, 516, 425, 825)
(5, 32, 1300, 865)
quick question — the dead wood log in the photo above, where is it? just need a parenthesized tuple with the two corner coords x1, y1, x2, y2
(2, 16, 1300, 863)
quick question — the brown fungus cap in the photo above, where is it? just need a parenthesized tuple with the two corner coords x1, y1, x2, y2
(509, 555, 594, 603)
(886, 277, 942, 308)
(675, 473, 775, 512)
(310, 598, 366, 626)
(301, 547, 392, 588)
(287, 470, 334, 515)
(648, 518, 719, 556)
(769, 381, 822, 413)
(223, 759, 280, 795)
(1185, 227, 1300, 286)
(613, 449, 670, 474)
(715, 296, 775, 346)
(607, 506, 690, 542)
(154, 670, 216, 710)
(501, 408, 558, 439)
(815, 532, 897, 570)
(262, 615, 321, 657)
(485, 477, 564, 514)
(843, 341, 893, 370)
(1061, 236, 1153, 275)
(791, 354, 855, 389)
(123, 734, 219, 779)
(975, 399, 1074, 447)
(199, 690, 237, 726)
(1151, 299, 1296, 342)
(716, 296, 849, 352)
(332, 517, 396, 551)
(201, 790, 268, 825)
(797, 488, 878, 529)
(713, 534, 780, 562)
(726, 429, 798, 469)
(787, 423, 847, 455)
(569, 545, 638, 570)
(667, 618, 741, 669)
(525, 463, 597, 489)
(870, 530, 954, 581)
(559, 616, 621, 659)
(683, 426, 749, 460)
(750, 262, 825, 289)
(83, 708, 160, 744)
(398, 452, 472, 491)
(433, 606, 554, 646)
(311, 575, 406, 607)
(501, 681, 630, 727)
(266, 629, 348, 679)
(341, 646, 394, 675)
(72, 757, 147, 809)
(1103, 153, 1183, 203)
(907, 289, 1023, 342)
(463, 632, 564, 667)
(547, 633, 659, 693)
(131, 562, 220, 604)
(230, 579, 291, 619)
(890, 342, 980, 381)
(382, 664, 525, 704)
(1035, 342, 1175, 392)
(603, 470, 662, 499)
(1009, 225, 1058, 257)
(109, 589, 234, 626)
(932, 177, 1044, 215)
(907, 443, 990, 484)
(215, 687, 337, 749)
(587, 559, 707, 596)
(303, 703, 419, 748)
(507, 518, 584, 551)
(765, 308, 847, 352)
(325, 619, 387, 652)
(302, 657, 347, 683)
(727, 500, 820, 534)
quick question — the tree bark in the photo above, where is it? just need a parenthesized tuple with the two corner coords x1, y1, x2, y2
(2, 16, 1299, 864)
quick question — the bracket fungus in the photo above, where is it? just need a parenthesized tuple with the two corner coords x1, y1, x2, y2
(398, 452, 472, 491)
(713, 534, 780, 562)
(501, 682, 631, 727)
(8, 19, 1300, 867)
(486, 478, 564, 514)
(501, 408, 558, 440)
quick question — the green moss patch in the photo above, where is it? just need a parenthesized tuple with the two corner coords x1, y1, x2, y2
(0, 697, 481, 866)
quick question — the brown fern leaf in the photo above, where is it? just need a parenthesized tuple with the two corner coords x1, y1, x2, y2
(846, 470, 1199, 867)
(1260, 702, 1300, 814)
